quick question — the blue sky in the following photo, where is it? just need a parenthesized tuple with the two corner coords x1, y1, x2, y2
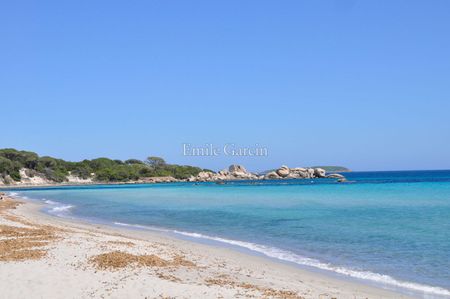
(1, 0, 449, 171)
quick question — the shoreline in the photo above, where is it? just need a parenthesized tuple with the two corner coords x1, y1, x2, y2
(0, 180, 181, 190)
(0, 195, 415, 298)
(0, 165, 349, 190)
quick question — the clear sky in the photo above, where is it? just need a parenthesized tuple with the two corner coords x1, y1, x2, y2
(1, 0, 449, 172)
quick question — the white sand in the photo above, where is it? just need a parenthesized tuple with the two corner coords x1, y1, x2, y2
(0, 198, 412, 299)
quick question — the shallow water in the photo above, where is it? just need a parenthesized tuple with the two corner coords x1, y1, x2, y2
(10, 170, 450, 297)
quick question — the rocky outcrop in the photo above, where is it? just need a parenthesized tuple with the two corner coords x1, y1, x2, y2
(228, 165, 246, 173)
(66, 173, 94, 184)
(140, 176, 178, 183)
(188, 165, 258, 182)
(228, 164, 257, 179)
(1, 165, 346, 186)
(314, 168, 326, 178)
(276, 165, 290, 178)
(326, 173, 345, 179)
(264, 171, 280, 179)
(264, 166, 346, 181)
(0, 169, 53, 186)
(325, 173, 347, 182)
(0, 169, 94, 187)
(289, 168, 308, 178)
(187, 164, 347, 182)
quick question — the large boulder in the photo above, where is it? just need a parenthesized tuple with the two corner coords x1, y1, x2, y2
(228, 164, 258, 180)
(276, 165, 290, 177)
(290, 167, 308, 178)
(218, 169, 229, 176)
(306, 168, 315, 178)
(229, 164, 247, 174)
(189, 165, 259, 182)
(198, 171, 213, 179)
(264, 171, 280, 179)
(190, 171, 216, 181)
(326, 173, 345, 179)
(314, 168, 326, 178)
(286, 173, 299, 179)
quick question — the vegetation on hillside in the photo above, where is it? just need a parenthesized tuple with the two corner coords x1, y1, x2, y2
(0, 148, 206, 184)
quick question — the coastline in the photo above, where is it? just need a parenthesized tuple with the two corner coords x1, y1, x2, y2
(0, 164, 348, 190)
(0, 195, 413, 299)
(0, 180, 178, 190)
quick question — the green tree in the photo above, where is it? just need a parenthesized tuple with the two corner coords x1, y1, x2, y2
(0, 156, 21, 181)
(0, 156, 14, 174)
(146, 156, 166, 167)
(0, 149, 38, 169)
(0, 148, 206, 183)
(125, 159, 144, 165)
(89, 158, 117, 171)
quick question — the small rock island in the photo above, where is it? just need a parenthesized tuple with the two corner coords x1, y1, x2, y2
(188, 165, 347, 182)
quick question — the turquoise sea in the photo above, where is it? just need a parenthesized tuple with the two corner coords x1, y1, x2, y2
(9, 170, 450, 298)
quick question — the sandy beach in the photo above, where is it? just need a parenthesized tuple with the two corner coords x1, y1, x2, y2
(0, 195, 411, 299)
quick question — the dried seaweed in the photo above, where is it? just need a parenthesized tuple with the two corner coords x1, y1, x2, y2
(90, 251, 196, 270)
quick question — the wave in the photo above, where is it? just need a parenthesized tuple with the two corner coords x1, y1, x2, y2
(39, 198, 74, 217)
(8, 192, 28, 199)
(48, 204, 74, 213)
(6, 192, 75, 218)
(45, 203, 74, 217)
(10, 193, 450, 297)
(115, 222, 450, 297)
(114, 222, 169, 233)
(44, 199, 58, 205)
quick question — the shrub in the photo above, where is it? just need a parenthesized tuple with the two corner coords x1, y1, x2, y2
(0, 148, 205, 183)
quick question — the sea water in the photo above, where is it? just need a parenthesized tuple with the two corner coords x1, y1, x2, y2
(9, 170, 450, 298)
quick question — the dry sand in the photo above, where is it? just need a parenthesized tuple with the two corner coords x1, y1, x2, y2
(0, 196, 412, 299)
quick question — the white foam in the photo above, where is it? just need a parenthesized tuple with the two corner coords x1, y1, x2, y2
(114, 222, 168, 233)
(44, 199, 58, 205)
(110, 221, 450, 296)
(6, 194, 449, 297)
(171, 230, 450, 297)
(7, 192, 28, 200)
(6, 192, 74, 217)
(47, 204, 74, 216)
